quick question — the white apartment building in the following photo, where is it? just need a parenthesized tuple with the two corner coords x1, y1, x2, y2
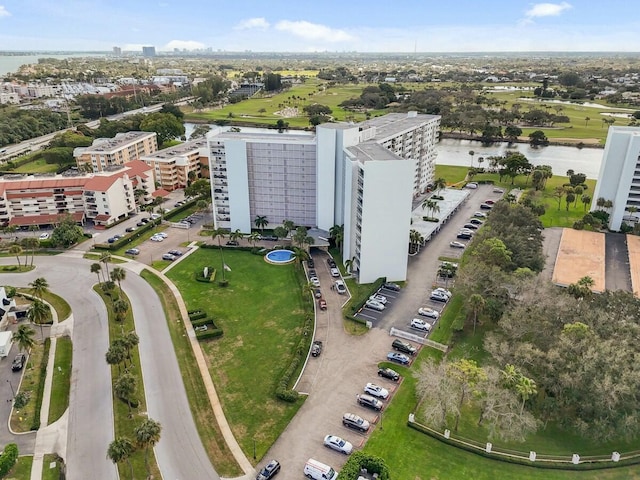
(591, 126, 640, 230)
(207, 112, 440, 284)
(74, 131, 158, 173)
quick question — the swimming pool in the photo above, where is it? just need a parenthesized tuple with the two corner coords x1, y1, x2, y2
(265, 249, 295, 264)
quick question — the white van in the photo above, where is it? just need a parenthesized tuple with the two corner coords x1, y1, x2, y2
(303, 458, 338, 480)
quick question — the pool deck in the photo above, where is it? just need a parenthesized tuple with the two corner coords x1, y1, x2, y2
(264, 249, 296, 265)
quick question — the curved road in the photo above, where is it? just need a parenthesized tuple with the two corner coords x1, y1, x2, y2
(0, 254, 218, 479)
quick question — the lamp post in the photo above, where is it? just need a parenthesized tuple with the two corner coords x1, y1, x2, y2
(6, 379, 15, 399)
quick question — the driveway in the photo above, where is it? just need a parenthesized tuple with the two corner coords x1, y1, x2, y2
(261, 185, 497, 478)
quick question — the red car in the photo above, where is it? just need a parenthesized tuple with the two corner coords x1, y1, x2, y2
(318, 298, 327, 310)
(484, 199, 495, 205)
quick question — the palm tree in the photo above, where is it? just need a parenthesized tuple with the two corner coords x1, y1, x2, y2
(291, 246, 309, 269)
(27, 298, 50, 339)
(581, 194, 592, 211)
(283, 220, 295, 237)
(195, 199, 209, 215)
(12, 324, 35, 352)
(344, 256, 356, 273)
(247, 232, 261, 247)
(467, 294, 486, 333)
(106, 343, 126, 374)
(329, 224, 344, 252)
(230, 229, 244, 244)
(433, 177, 447, 194)
(501, 364, 519, 389)
(9, 245, 22, 268)
(421, 199, 436, 217)
(29, 277, 49, 300)
(302, 282, 315, 300)
(122, 331, 139, 362)
(111, 267, 126, 292)
(254, 215, 268, 233)
(113, 298, 129, 322)
(468, 150, 475, 167)
(134, 418, 162, 479)
(107, 437, 136, 480)
(515, 376, 537, 414)
(100, 252, 112, 281)
(409, 229, 421, 254)
(91, 263, 104, 284)
(114, 372, 137, 417)
(22, 237, 39, 266)
(584, 116, 591, 127)
(211, 227, 228, 283)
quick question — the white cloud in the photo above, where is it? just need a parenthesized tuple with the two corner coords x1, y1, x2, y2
(235, 17, 269, 30)
(0, 5, 11, 18)
(163, 39, 205, 51)
(525, 2, 572, 18)
(275, 20, 354, 43)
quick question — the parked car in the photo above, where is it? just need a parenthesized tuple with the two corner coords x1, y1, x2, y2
(493, 187, 505, 193)
(226, 240, 239, 246)
(168, 250, 183, 256)
(150, 213, 161, 219)
(335, 280, 346, 294)
(11, 353, 26, 371)
(314, 288, 322, 299)
(383, 282, 401, 291)
(125, 248, 140, 256)
(156, 232, 168, 238)
(136, 221, 145, 227)
(392, 339, 417, 356)
(256, 459, 281, 480)
(411, 318, 431, 332)
(418, 307, 439, 319)
(311, 340, 323, 357)
(162, 253, 177, 261)
(377, 367, 400, 382)
(307, 259, 315, 268)
(342, 413, 370, 432)
(327, 258, 337, 268)
(450, 241, 466, 249)
(364, 382, 389, 399)
(465, 182, 478, 189)
(308, 269, 317, 278)
(323, 435, 353, 455)
(262, 235, 278, 241)
(387, 352, 410, 365)
(433, 287, 452, 298)
(310, 277, 321, 287)
(140, 218, 150, 224)
(107, 237, 117, 244)
(357, 394, 383, 411)
(469, 218, 484, 225)
(150, 235, 164, 242)
(430, 290, 450, 302)
(125, 226, 137, 233)
(330, 267, 340, 277)
(480, 203, 493, 210)
(484, 199, 495, 205)
(318, 298, 327, 310)
(369, 293, 387, 305)
(38, 232, 50, 240)
(365, 299, 385, 311)
(463, 223, 478, 230)
(456, 233, 472, 240)
(473, 211, 488, 218)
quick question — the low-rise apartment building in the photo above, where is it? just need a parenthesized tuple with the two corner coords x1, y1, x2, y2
(74, 131, 158, 173)
(140, 137, 208, 191)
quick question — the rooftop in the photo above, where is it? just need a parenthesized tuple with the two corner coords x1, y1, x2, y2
(142, 137, 208, 160)
(360, 112, 440, 142)
(210, 129, 315, 144)
(347, 143, 403, 163)
(79, 131, 156, 154)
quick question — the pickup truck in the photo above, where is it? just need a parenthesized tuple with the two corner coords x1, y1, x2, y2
(311, 340, 323, 357)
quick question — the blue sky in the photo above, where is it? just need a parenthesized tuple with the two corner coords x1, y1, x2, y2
(1, 0, 639, 52)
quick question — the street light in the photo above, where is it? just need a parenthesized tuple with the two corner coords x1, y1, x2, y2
(6, 379, 15, 399)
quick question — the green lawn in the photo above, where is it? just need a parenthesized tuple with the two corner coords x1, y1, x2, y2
(0, 265, 34, 273)
(6, 455, 33, 479)
(94, 286, 160, 480)
(166, 248, 307, 461)
(12, 157, 58, 174)
(16, 288, 72, 322)
(10, 339, 49, 432)
(48, 336, 72, 424)
(41, 454, 62, 480)
(141, 269, 242, 476)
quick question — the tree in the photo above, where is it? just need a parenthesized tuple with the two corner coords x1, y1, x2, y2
(468, 150, 475, 167)
(109, 267, 126, 292)
(50, 215, 84, 247)
(100, 252, 112, 282)
(254, 215, 268, 233)
(106, 343, 126, 374)
(122, 331, 140, 362)
(473, 238, 512, 269)
(113, 298, 130, 322)
(504, 125, 522, 143)
(12, 324, 35, 352)
(449, 359, 487, 431)
(21, 236, 39, 266)
(27, 298, 50, 339)
(553, 186, 566, 210)
(114, 372, 137, 417)
(229, 229, 244, 244)
(303, 104, 332, 116)
(184, 178, 211, 199)
(107, 437, 136, 480)
(134, 418, 162, 479)
(584, 116, 591, 126)
(247, 232, 261, 247)
(529, 130, 549, 147)
(195, 199, 209, 215)
(498, 152, 531, 185)
(29, 277, 49, 299)
(581, 194, 592, 211)
(139, 112, 185, 146)
(433, 178, 447, 193)
(565, 192, 576, 210)
(515, 375, 537, 414)
(293, 226, 309, 247)
(159, 103, 184, 120)
(467, 294, 486, 333)
(91, 262, 104, 284)
(283, 220, 295, 237)
(414, 359, 460, 429)
(9, 245, 22, 268)
(211, 227, 228, 283)
(329, 224, 344, 252)
(272, 226, 288, 241)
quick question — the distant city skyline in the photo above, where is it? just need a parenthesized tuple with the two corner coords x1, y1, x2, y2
(1, 1, 639, 53)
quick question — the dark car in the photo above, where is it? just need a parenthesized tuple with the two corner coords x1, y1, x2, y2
(383, 282, 401, 291)
(480, 203, 493, 210)
(308, 269, 317, 278)
(125, 248, 140, 256)
(392, 339, 417, 356)
(307, 259, 315, 268)
(342, 413, 370, 432)
(377, 367, 400, 381)
(462, 223, 478, 230)
(311, 340, 323, 357)
(107, 237, 117, 244)
(11, 353, 26, 371)
(140, 218, 150, 224)
(457, 233, 472, 240)
(168, 250, 183, 256)
(314, 288, 322, 299)
(262, 235, 278, 241)
(226, 240, 239, 246)
(357, 394, 383, 411)
(125, 226, 137, 233)
(469, 218, 483, 225)
(327, 258, 336, 268)
(256, 459, 280, 480)
(136, 221, 145, 227)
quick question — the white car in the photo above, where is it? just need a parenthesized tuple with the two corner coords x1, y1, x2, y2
(330, 267, 340, 277)
(364, 382, 389, 399)
(433, 287, 452, 298)
(150, 213, 161, 219)
(365, 299, 385, 311)
(418, 307, 440, 319)
(465, 182, 478, 189)
(411, 318, 431, 332)
(156, 232, 168, 238)
(310, 276, 321, 287)
(430, 291, 449, 302)
(335, 280, 347, 294)
(323, 435, 353, 455)
(493, 187, 505, 193)
(150, 235, 164, 242)
(450, 241, 465, 249)
(38, 232, 50, 240)
(473, 211, 488, 218)
(369, 294, 387, 305)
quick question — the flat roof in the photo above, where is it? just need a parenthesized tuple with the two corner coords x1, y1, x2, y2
(552, 228, 605, 293)
(83, 131, 156, 154)
(626, 235, 640, 297)
(212, 131, 316, 144)
(360, 112, 439, 141)
(142, 137, 208, 159)
(410, 188, 470, 241)
(346, 143, 401, 162)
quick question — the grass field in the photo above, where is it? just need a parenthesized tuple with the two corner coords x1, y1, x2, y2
(16, 288, 72, 323)
(12, 157, 58, 174)
(10, 339, 48, 432)
(141, 269, 242, 476)
(41, 454, 62, 480)
(166, 248, 307, 462)
(48, 336, 72, 424)
(7, 455, 33, 479)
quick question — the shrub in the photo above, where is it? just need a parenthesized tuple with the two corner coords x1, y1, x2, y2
(191, 318, 215, 328)
(337, 451, 390, 480)
(31, 338, 50, 430)
(348, 277, 386, 314)
(196, 328, 223, 340)
(189, 311, 207, 321)
(13, 391, 31, 409)
(117, 395, 140, 409)
(0, 444, 19, 477)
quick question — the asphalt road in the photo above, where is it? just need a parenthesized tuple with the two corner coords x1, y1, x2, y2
(605, 232, 632, 292)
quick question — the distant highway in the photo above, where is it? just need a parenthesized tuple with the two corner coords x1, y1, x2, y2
(0, 98, 193, 163)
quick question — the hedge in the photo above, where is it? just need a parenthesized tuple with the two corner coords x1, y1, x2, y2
(188, 311, 207, 321)
(191, 318, 216, 328)
(0, 443, 18, 477)
(337, 451, 390, 480)
(196, 328, 224, 340)
(93, 217, 162, 251)
(31, 338, 51, 430)
(347, 277, 386, 315)
(195, 267, 215, 283)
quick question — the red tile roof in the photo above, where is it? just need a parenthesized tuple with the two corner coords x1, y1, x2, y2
(0, 177, 86, 196)
(9, 211, 84, 226)
(152, 188, 170, 197)
(94, 214, 111, 221)
(83, 175, 120, 192)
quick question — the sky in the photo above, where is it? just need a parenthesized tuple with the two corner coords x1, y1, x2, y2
(0, 0, 639, 53)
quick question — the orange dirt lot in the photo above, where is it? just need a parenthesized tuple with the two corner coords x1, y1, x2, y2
(552, 228, 605, 292)
(626, 235, 640, 297)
